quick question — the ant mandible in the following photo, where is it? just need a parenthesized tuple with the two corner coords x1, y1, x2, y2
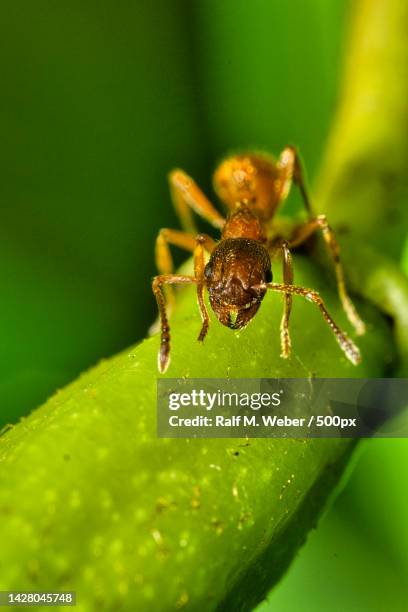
(152, 146, 365, 373)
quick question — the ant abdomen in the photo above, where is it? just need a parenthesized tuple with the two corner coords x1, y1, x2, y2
(213, 153, 281, 220)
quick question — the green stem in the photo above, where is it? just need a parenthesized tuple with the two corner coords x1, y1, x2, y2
(316, 0, 408, 259)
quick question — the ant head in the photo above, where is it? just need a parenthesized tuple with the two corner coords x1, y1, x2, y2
(213, 153, 278, 219)
(204, 238, 272, 330)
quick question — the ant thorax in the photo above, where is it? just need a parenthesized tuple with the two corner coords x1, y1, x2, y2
(221, 204, 267, 242)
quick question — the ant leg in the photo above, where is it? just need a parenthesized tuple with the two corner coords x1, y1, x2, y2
(152, 274, 196, 373)
(155, 228, 215, 310)
(156, 229, 215, 276)
(277, 145, 365, 336)
(194, 235, 210, 342)
(262, 282, 361, 366)
(277, 145, 313, 215)
(280, 241, 293, 359)
(154, 229, 196, 318)
(270, 239, 294, 359)
(156, 229, 196, 276)
(169, 169, 225, 233)
(289, 216, 366, 335)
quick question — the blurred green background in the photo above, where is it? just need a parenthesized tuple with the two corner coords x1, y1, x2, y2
(0, 1, 407, 610)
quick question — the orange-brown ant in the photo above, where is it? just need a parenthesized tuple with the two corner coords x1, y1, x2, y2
(152, 146, 365, 373)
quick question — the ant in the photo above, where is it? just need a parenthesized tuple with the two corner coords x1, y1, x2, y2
(152, 146, 365, 373)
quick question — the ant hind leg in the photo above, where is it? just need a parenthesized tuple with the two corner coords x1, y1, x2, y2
(169, 169, 225, 233)
(277, 145, 365, 336)
(289, 216, 366, 335)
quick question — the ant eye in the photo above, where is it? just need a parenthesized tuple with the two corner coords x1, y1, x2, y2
(265, 269, 272, 283)
(204, 262, 213, 280)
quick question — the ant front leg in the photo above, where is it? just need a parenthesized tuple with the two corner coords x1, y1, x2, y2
(156, 229, 197, 277)
(289, 216, 366, 336)
(152, 274, 196, 373)
(153, 234, 213, 373)
(194, 235, 210, 343)
(155, 228, 215, 311)
(261, 282, 361, 366)
(270, 239, 294, 359)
